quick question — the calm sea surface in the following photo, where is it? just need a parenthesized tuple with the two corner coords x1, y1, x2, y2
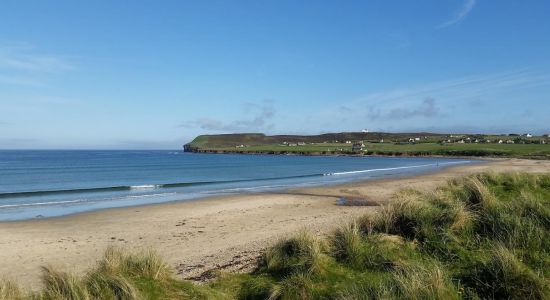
(0, 151, 474, 221)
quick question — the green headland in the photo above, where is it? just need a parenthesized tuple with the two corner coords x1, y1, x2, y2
(184, 132, 550, 159)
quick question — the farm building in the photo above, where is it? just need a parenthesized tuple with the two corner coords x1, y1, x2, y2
(352, 142, 365, 152)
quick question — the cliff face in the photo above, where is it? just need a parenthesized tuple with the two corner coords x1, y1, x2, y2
(183, 144, 197, 152)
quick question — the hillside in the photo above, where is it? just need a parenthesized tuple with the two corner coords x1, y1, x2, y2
(184, 132, 550, 159)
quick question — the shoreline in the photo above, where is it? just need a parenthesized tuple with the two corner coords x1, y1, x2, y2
(0, 156, 476, 223)
(184, 149, 523, 160)
(1, 158, 549, 289)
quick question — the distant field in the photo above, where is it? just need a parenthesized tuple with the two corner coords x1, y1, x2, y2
(185, 133, 550, 159)
(191, 142, 550, 159)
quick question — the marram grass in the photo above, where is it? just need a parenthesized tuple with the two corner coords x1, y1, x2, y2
(0, 280, 23, 300)
(2, 172, 550, 299)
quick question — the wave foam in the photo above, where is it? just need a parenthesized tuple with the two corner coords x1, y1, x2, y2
(0, 199, 88, 209)
(130, 185, 160, 190)
(325, 161, 467, 176)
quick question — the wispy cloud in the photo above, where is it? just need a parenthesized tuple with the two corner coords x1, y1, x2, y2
(0, 95, 83, 114)
(313, 68, 550, 133)
(180, 100, 276, 132)
(0, 74, 46, 87)
(348, 69, 550, 108)
(368, 97, 441, 120)
(438, 0, 476, 28)
(0, 42, 75, 87)
(0, 42, 74, 72)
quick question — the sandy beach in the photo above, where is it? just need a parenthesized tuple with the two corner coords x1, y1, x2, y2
(1, 158, 549, 289)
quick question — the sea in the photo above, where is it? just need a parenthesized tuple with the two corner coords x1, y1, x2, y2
(0, 150, 474, 221)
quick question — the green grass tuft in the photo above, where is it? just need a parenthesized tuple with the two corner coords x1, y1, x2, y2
(264, 230, 328, 277)
(38, 266, 90, 300)
(97, 246, 171, 280)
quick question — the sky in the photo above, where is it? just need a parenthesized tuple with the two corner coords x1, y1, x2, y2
(1, 0, 549, 149)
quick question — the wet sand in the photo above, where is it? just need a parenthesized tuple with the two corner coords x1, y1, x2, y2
(1, 158, 549, 289)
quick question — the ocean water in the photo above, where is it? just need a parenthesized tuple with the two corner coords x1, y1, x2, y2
(0, 151, 474, 221)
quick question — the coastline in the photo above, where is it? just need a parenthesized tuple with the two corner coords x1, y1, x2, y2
(183, 148, 522, 160)
(1, 158, 549, 289)
(0, 155, 474, 222)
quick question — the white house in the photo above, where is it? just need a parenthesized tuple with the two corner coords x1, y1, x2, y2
(352, 142, 365, 152)
(361, 129, 369, 133)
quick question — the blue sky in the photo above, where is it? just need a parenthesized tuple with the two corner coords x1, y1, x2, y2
(1, 0, 549, 149)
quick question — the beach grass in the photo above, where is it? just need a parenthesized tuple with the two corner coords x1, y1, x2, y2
(4, 172, 550, 299)
(0, 280, 23, 300)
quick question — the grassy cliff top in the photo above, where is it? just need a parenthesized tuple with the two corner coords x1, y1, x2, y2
(186, 132, 460, 148)
(184, 132, 550, 158)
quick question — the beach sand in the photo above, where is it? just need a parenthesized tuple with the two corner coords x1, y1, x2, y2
(1, 158, 549, 289)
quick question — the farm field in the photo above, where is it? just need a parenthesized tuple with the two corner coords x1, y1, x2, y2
(189, 140, 550, 159)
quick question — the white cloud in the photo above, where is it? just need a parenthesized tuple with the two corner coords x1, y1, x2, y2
(180, 100, 276, 132)
(438, 0, 476, 28)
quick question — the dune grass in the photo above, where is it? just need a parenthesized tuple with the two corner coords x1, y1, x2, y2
(0, 280, 23, 300)
(3, 172, 550, 299)
(227, 172, 550, 299)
